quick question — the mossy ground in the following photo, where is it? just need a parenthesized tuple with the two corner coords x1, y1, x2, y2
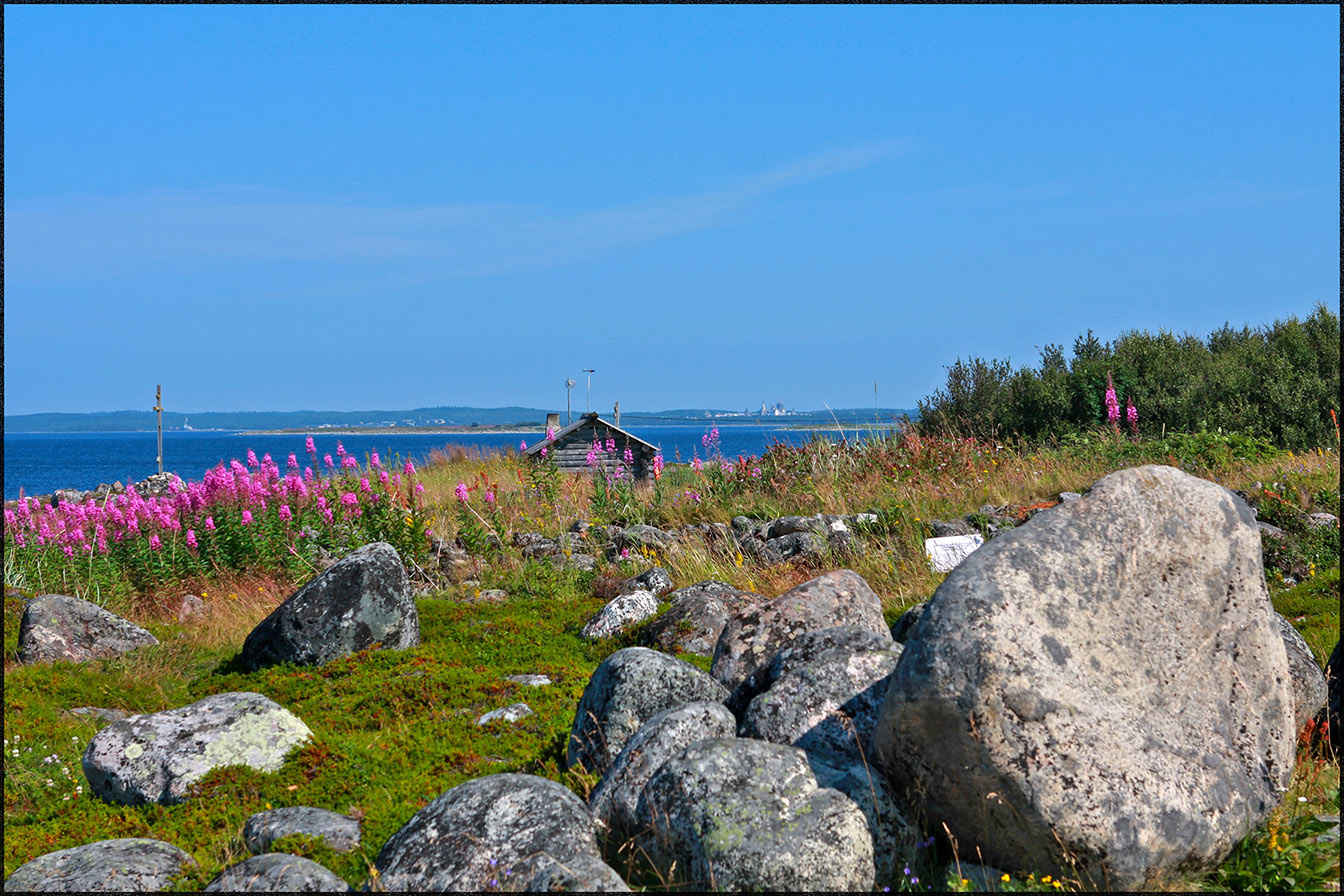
(4, 437, 1339, 891)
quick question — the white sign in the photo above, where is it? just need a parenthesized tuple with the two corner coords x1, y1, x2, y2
(925, 534, 984, 573)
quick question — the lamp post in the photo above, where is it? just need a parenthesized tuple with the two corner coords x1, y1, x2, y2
(582, 369, 595, 413)
(565, 379, 576, 424)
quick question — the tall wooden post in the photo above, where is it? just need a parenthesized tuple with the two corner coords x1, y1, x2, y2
(614, 401, 620, 428)
(154, 385, 164, 474)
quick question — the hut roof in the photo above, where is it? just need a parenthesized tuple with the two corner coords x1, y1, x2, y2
(522, 412, 659, 458)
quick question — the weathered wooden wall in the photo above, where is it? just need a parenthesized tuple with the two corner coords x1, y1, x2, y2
(541, 422, 656, 479)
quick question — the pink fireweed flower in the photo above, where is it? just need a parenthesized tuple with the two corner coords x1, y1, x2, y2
(240, 510, 253, 525)
(371, 451, 381, 469)
(606, 438, 616, 452)
(586, 447, 598, 467)
(519, 440, 527, 452)
(1126, 398, 1139, 437)
(278, 505, 292, 521)
(185, 529, 198, 548)
(485, 490, 496, 507)
(454, 482, 470, 503)
(304, 466, 315, 483)
(322, 507, 335, 523)
(149, 534, 162, 550)
(692, 456, 703, 473)
(620, 547, 630, 559)
(247, 450, 259, 468)
(360, 477, 372, 493)
(305, 435, 316, 455)
(623, 447, 634, 465)
(415, 483, 425, 494)
(324, 454, 335, 470)
(546, 427, 556, 440)
(287, 453, 299, 470)
(379, 470, 390, 486)
(540, 447, 548, 458)
(652, 454, 665, 478)
(336, 442, 346, 459)
(1104, 372, 1120, 424)
(342, 456, 359, 470)
(205, 515, 216, 530)
(404, 459, 416, 476)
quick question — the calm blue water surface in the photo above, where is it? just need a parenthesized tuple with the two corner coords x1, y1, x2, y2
(2, 425, 885, 500)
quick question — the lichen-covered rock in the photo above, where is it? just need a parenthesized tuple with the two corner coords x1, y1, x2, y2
(204, 854, 350, 892)
(238, 542, 417, 671)
(242, 806, 361, 854)
(727, 624, 896, 716)
(506, 851, 630, 892)
(580, 591, 659, 640)
(638, 581, 765, 656)
(371, 774, 621, 891)
(82, 692, 312, 805)
(623, 566, 674, 597)
(635, 738, 875, 891)
(477, 703, 534, 726)
(17, 594, 158, 665)
(873, 465, 1295, 890)
(589, 701, 737, 843)
(710, 569, 888, 691)
(810, 758, 922, 888)
(740, 642, 902, 768)
(1273, 612, 1328, 732)
(4, 838, 196, 892)
(566, 647, 729, 776)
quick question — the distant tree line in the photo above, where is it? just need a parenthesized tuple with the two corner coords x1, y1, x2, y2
(916, 301, 1340, 450)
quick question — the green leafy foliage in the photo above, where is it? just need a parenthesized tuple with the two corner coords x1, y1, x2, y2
(918, 302, 1340, 450)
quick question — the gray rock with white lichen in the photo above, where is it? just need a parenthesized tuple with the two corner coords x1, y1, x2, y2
(4, 838, 196, 892)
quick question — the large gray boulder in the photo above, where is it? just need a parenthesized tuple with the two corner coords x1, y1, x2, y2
(638, 581, 766, 656)
(17, 594, 158, 664)
(4, 838, 196, 891)
(710, 569, 888, 691)
(588, 701, 737, 844)
(635, 738, 875, 891)
(873, 465, 1296, 890)
(205, 854, 350, 892)
(566, 647, 729, 776)
(727, 624, 896, 716)
(580, 591, 659, 640)
(1273, 612, 1328, 732)
(740, 639, 903, 768)
(238, 542, 417, 671)
(82, 692, 312, 805)
(371, 773, 625, 891)
(243, 806, 361, 854)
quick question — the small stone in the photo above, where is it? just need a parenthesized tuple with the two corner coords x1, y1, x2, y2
(477, 703, 534, 726)
(503, 674, 552, 687)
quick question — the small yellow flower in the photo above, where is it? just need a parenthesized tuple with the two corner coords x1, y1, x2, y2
(1001, 874, 1011, 883)
(1041, 876, 1051, 883)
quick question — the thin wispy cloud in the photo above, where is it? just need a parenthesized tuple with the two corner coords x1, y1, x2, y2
(5, 140, 909, 288)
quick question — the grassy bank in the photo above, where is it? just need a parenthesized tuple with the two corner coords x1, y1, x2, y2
(4, 428, 1339, 890)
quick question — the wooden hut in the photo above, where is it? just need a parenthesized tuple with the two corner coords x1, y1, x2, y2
(523, 413, 660, 480)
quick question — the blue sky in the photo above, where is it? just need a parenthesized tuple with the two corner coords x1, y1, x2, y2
(4, 5, 1338, 416)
